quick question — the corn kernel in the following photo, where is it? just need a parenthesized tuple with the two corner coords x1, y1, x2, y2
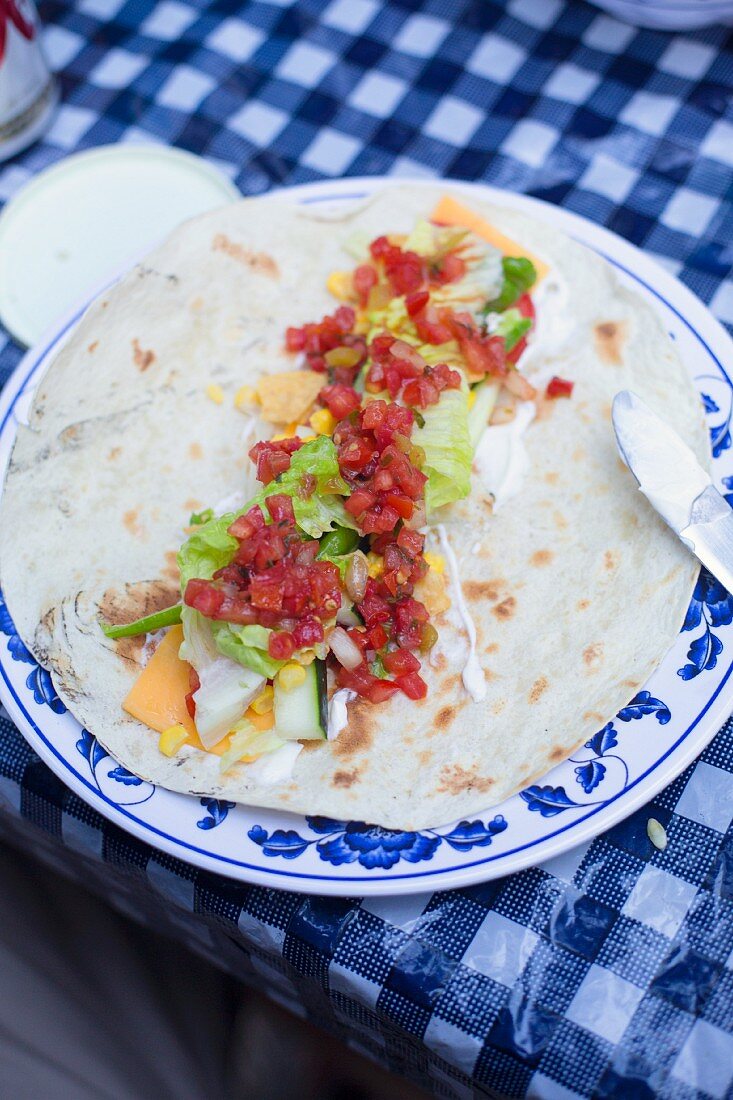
(423, 552, 445, 575)
(467, 389, 477, 410)
(366, 552, 383, 579)
(271, 421, 299, 441)
(251, 685, 274, 715)
(324, 346, 361, 369)
(158, 724, 190, 758)
(278, 662, 306, 691)
(326, 271, 353, 301)
(206, 383, 224, 405)
(309, 407, 336, 436)
(234, 385, 258, 411)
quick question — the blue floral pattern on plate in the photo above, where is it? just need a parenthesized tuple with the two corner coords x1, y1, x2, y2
(248, 815, 508, 869)
(678, 569, 733, 681)
(520, 690, 673, 817)
(75, 730, 155, 807)
(0, 590, 67, 713)
(197, 798, 236, 830)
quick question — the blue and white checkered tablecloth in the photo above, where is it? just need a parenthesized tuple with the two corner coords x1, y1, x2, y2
(1, 1, 733, 1096)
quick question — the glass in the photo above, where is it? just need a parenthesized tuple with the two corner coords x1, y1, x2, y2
(0, 0, 58, 162)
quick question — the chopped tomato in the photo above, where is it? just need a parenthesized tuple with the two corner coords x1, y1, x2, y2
(405, 289, 429, 317)
(353, 264, 377, 307)
(546, 375, 574, 399)
(319, 382, 361, 419)
(382, 648, 420, 676)
(395, 671, 427, 699)
(337, 661, 400, 704)
(446, 312, 507, 377)
(431, 252, 466, 286)
(249, 438, 303, 485)
(285, 306, 358, 372)
(269, 631, 295, 660)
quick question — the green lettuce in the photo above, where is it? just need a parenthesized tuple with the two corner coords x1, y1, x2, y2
(177, 437, 360, 672)
(256, 436, 358, 539)
(212, 623, 285, 679)
(414, 386, 472, 514)
(177, 437, 358, 591)
(178, 513, 238, 588)
(178, 607, 264, 748)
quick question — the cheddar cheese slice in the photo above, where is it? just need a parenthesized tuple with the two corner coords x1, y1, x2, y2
(123, 625, 196, 738)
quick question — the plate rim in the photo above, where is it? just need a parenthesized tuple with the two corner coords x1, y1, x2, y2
(1, 175, 732, 896)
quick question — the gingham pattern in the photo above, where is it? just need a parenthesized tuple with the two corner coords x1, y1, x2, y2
(1, 1, 732, 1096)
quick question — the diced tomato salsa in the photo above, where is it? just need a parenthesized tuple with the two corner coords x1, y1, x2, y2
(184, 217, 550, 710)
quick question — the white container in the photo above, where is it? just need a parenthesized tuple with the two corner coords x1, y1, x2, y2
(0, 0, 57, 162)
(0, 143, 241, 346)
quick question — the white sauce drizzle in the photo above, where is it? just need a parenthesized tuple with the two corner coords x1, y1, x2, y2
(327, 688, 357, 741)
(473, 400, 536, 511)
(436, 524, 486, 702)
(245, 741, 302, 785)
(517, 270, 574, 376)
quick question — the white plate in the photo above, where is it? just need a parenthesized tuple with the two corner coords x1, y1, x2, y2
(2, 177, 733, 896)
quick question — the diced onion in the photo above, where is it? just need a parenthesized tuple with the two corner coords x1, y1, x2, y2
(503, 371, 537, 401)
(336, 605, 360, 627)
(344, 551, 368, 603)
(391, 340, 424, 368)
(328, 626, 363, 670)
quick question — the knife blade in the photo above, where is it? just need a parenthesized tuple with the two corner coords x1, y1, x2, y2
(612, 389, 733, 594)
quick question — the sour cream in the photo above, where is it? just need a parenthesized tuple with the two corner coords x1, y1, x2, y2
(327, 688, 357, 741)
(436, 525, 486, 702)
(517, 270, 575, 376)
(473, 400, 536, 511)
(245, 741, 303, 785)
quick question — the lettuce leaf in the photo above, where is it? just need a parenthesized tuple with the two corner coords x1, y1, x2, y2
(212, 622, 285, 679)
(178, 514, 238, 589)
(219, 718, 284, 774)
(177, 437, 357, 593)
(179, 608, 264, 748)
(256, 436, 358, 539)
(414, 386, 472, 514)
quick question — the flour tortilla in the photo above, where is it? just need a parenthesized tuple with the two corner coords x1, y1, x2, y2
(0, 186, 708, 829)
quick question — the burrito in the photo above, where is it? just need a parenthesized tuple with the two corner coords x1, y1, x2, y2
(0, 186, 708, 829)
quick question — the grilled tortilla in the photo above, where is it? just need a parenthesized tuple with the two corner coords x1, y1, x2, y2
(0, 186, 708, 829)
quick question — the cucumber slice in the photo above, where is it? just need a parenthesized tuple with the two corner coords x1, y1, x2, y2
(273, 659, 328, 740)
(468, 380, 501, 452)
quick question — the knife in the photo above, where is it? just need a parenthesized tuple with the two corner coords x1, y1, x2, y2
(612, 389, 733, 594)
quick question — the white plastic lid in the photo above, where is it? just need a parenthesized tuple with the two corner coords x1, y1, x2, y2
(0, 143, 241, 347)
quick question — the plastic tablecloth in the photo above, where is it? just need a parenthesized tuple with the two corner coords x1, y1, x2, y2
(1, 2, 733, 1096)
